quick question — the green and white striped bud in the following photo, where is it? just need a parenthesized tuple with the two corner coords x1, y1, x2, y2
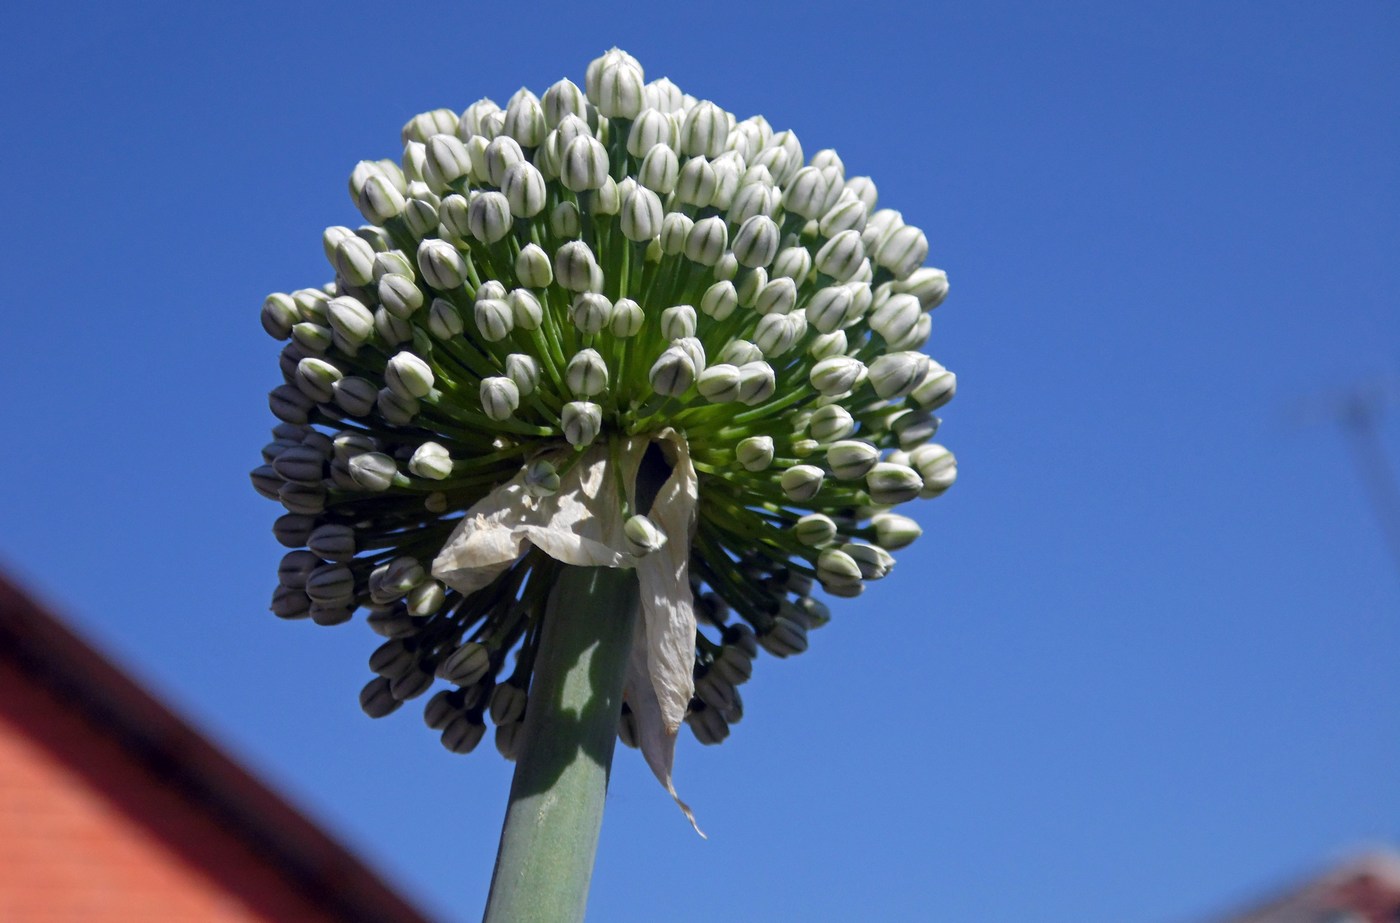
(295, 357, 342, 403)
(350, 452, 402, 492)
(842, 542, 894, 580)
(592, 53, 645, 118)
(660, 304, 697, 340)
(680, 101, 728, 158)
(502, 89, 546, 147)
(409, 441, 454, 480)
(911, 445, 957, 498)
(676, 156, 718, 207)
(735, 435, 774, 472)
(816, 547, 862, 585)
(684, 216, 728, 266)
(561, 401, 603, 446)
(427, 298, 464, 339)
(772, 246, 813, 283)
(638, 143, 680, 194)
(565, 348, 609, 396)
(808, 404, 855, 442)
(731, 215, 779, 269)
(417, 239, 468, 290)
(378, 273, 424, 318)
(780, 465, 825, 502)
(568, 292, 612, 334)
(814, 229, 865, 281)
(737, 361, 776, 405)
(484, 135, 526, 187)
(872, 512, 922, 550)
(439, 641, 491, 686)
(700, 280, 739, 320)
(385, 352, 435, 399)
(865, 462, 924, 505)
(649, 347, 696, 397)
(561, 136, 610, 192)
(696, 364, 742, 403)
(827, 440, 880, 480)
(504, 353, 541, 396)
(620, 186, 664, 242)
(628, 109, 676, 157)
(524, 458, 560, 497)
(474, 298, 514, 341)
(754, 276, 798, 316)
(868, 351, 930, 400)
(624, 514, 667, 556)
(875, 224, 929, 280)
(555, 241, 598, 292)
(795, 513, 838, 546)
(480, 377, 520, 421)
(377, 387, 419, 425)
(610, 298, 644, 337)
(514, 243, 552, 288)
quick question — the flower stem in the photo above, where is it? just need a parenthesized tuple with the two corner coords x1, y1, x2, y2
(482, 564, 640, 923)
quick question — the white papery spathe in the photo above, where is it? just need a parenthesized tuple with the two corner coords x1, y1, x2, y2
(431, 430, 702, 833)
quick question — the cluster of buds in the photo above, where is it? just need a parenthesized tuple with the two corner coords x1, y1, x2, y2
(252, 48, 956, 769)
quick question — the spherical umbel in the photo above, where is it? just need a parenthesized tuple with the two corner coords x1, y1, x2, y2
(251, 46, 957, 769)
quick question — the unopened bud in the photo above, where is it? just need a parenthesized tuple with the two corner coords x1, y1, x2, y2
(610, 298, 644, 337)
(409, 441, 453, 480)
(439, 641, 491, 686)
(865, 462, 924, 505)
(780, 464, 825, 502)
(827, 440, 880, 480)
(736, 435, 775, 472)
(561, 401, 602, 447)
(480, 377, 520, 421)
(795, 513, 838, 546)
(504, 353, 541, 396)
(868, 351, 930, 400)
(565, 349, 609, 396)
(872, 512, 922, 550)
(417, 239, 468, 290)
(624, 514, 667, 556)
(737, 361, 776, 405)
(648, 347, 696, 397)
(515, 243, 553, 288)
(814, 229, 865, 281)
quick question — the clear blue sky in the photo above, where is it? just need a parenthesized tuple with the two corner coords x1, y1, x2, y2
(3, 2, 1398, 921)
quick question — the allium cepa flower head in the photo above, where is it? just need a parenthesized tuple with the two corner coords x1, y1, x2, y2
(252, 47, 956, 816)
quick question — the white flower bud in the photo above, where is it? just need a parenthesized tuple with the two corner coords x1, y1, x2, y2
(409, 441, 453, 480)
(350, 452, 400, 492)
(561, 401, 603, 447)
(735, 266, 767, 308)
(696, 363, 742, 403)
(727, 182, 777, 225)
(360, 678, 402, 718)
(754, 276, 797, 315)
(766, 129, 803, 183)
(542, 78, 587, 129)
(560, 135, 609, 192)
(524, 458, 560, 497)
(731, 215, 779, 269)
(807, 356, 866, 397)
(504, 353, 541, 396)
(565, 348, 609, 396)
(480, 376, 520, 421)
(865, 462, 924, 505)
(772, 246, 813, 283)
(716, 339, 762, 365)
(659, 212, 693, 255)
(868, 294, 922, 346)
(675, 156, 718, 207)
(620, 185, 663, 241)
(304, 524, 355, 563)
(428, 298, 464, 339)
(378, 273, 423, 318)
(808, 329, 848, 361)
(402, 109, 458, 145)
(383, 351, 434, 400)
(357, 172, 405, 224)
(644, 76, 684, 113)
(484, 135, 526, 187)
(375, 305, 411, 348)
(875, 224, 929, 280)
(554, 241, 598, 292)
(907, 363, 954, 412)
(553, 113, 593, 149)
(700, 280, 738, 320)
(710, 152, 744, 209)
(671, 336, 706, 375)
(424, 134, 472, 191)
(568, 292, 612, 334)
(737, 360, 776, 405)
(827, 440, 880, 480)
(752, 312, 802, 357)
(400, 143, 428, 184)
(628, 109, 676, 157)
(660, 304, 697, 339)
(439, 641, 491, 686)
(323, 225, 356, 264)
(272, 444, 325, 485)
(293, 356, 342, 403)
(417, 239, 468, 290)
(514, 244, 553, 288)
(736, 435, 775, 471)
(610, 298, 644, 337)
(649, 347, 696, 396)
(780, 465, 825, 502)
(437, 194, 472, 241)
(495, 290, 538, 333)
(623, 514, 668, 556)
(871, 512, 922, 550)
(377, 387, 419, 425)
(783, 166, 831, 219)
(911, 444, 957, 498)
(332, 236, 376, 287)
(403, 194, 439, 237)
(868, 351, 931, 400)
(289, 324, 329, 357)
(330, 377, 376, 418)
(845, 175, 878, 211)
(680, 101, 729, 157)
(502, 89, 546, 147)
(684, 215, 728, 266)
(892, 409, 939, 449)
(592, 176, 621, 216)
(819, 193, 868, 237)
(806, 406, 855, 444)
(791, 513, 836, 546)
(862, 208, 904, 253)
(500, 161, 546, 218)
(814, 229, 866, 281)
(593, 54, 645, 118)
(326, 296, 373, 346)
(260, 293, 298, 340)
(893, 266, 950, 311)
(638, 143, 680, 193)
(467, 191, 513, 244)
(814, 548, 862, 586)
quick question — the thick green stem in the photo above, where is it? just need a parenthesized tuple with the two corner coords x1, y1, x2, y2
(482, 565, 640, 923)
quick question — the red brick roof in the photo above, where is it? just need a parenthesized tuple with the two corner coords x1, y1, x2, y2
(0, 572, 436, 923)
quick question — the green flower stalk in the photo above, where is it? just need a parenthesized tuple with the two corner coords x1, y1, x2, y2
(252, 45, 957, 911)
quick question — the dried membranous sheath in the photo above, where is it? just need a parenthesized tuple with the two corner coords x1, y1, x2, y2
(252, 47, 957, 820)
